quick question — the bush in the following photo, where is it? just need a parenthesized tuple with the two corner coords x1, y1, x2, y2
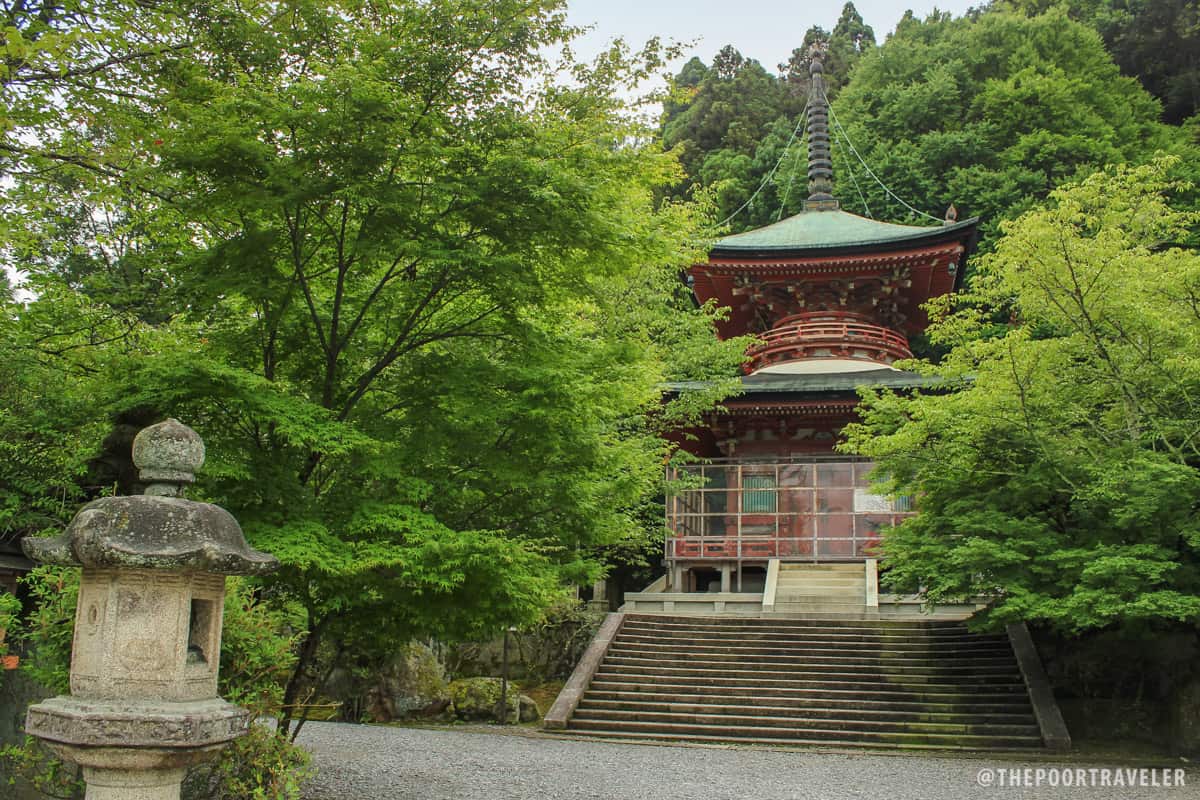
(0, 590, 20, 659)
(18, 567, 77, 695)
(186, 724, 312, 800)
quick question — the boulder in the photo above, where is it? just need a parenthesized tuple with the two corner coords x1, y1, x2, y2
(447, 678, 519, 722)
(518, 694, 540, 723)
(378, 642, 449, 721)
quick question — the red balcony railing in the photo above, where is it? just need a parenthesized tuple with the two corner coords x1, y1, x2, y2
(745, 314, 912, 374)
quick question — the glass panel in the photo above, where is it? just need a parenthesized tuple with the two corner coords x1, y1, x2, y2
(779, 464, 811, 488)
(816, 462, 854, 488)
(703, 489, 728, 515)
(860, 514, 894, 535)
(666, 460, 896, 561)
(781, 488, 814, 514)
(817, 488, 854, 513)
(853, 488, 892, 513)
(815, 536, 855, 558)
(816, 514, 854, 538)
(854, 462, 875, 487)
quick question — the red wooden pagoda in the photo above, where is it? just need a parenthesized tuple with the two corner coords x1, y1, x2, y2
(664, 53, 978, 595)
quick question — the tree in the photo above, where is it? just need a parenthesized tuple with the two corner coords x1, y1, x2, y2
(830, 8, 1180, 243)
(781, 3, 877, 98)
(660, 47, 806, 230)
(843, 160, 1200, 634)
(998, 0, 1200, 124)
(5, 0, 745, 737)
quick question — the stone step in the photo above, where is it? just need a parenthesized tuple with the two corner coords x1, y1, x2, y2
(776, 576, 864, 584)
(570, 708, 1042, 737)
(775, 586, 864, 593)
(555, 611, 1045, 751)
(559, 727, 1043, 752)
(780, 565, 863, 572)
(777, 575, 864, 583)
(618, 624, 1005, 645)
(620, 616, 997, 635)
(623, 614, 971, 629)
(602, 653, 1024, 676)
(577, 697, 1036, 722)
(613, 640, 1010, 656)
(586, 678, 1031, 703)
(566, 718, 1043, 749)
(615, 631, 1013, 652)
(608, 641, 1018, 662)
(593, 669, 1028, 692)
(769, 603, 870, 615)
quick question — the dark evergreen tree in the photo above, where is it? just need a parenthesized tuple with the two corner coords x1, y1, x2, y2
(781, 3, 877, 99)
(661, 46, 805, 230)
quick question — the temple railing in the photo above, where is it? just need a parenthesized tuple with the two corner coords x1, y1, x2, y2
(745, 316, 912, 373)
(666, 459, 913, 563)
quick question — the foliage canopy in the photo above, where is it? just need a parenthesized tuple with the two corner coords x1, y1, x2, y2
(1, 0, 744, 736)
(845, 160, 1200, 634)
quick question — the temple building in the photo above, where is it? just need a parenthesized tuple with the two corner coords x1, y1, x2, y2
(550, 53, 1067, 753)
(654, 52, 979, 608)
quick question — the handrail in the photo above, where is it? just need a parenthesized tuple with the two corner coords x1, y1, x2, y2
(745, 319, 912, 372)
(758, 322, 910, 348)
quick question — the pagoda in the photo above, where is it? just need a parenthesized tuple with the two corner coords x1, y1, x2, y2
(660, 53, 979, 601)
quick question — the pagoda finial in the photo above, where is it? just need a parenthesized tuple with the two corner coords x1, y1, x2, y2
(806, 46, 837, 209)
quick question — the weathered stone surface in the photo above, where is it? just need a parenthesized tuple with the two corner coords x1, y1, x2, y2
(132, 418, 205, 491)
(20, 418, 275, 800)
(447, 678, 519, 722)
(70, 568, 228, 703)
(518, 694, 540, 723)
(23, 418, 277, 576)
(23, 496, 277, 575)
(25, 696, 249, 750)
(373, 642, 449, 721)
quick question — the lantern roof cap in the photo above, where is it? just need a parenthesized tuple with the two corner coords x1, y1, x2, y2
(23, 420, 278, 575)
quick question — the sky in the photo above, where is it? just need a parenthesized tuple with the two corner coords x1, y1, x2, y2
(565, 0, 980, 72)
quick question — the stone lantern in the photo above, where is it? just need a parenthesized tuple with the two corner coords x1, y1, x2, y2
(22, 419, 279, 800)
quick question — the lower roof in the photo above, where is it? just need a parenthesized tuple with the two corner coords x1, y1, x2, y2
(668, 368, 950, 396)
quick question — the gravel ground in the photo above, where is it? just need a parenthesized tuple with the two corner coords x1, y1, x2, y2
(296, 722, 1196, 800)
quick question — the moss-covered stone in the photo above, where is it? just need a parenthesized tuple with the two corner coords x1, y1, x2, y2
(447, 678, 519, 722)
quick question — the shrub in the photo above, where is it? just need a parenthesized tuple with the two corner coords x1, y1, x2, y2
(0, 590, 20, 659)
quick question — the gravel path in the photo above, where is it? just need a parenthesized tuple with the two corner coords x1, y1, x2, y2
(297, 722, 1195, 800)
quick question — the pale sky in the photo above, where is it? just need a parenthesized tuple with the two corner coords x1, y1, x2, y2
(566, 0, 981, 71)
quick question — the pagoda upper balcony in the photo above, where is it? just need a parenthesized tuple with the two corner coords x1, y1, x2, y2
(745, 312, 913, 375)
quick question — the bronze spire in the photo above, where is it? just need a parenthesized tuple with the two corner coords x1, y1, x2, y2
(806, 48, 837, 209)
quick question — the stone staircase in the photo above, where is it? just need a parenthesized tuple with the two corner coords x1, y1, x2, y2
(563, 614, 1045, 750)
(772, 563, 867, 615)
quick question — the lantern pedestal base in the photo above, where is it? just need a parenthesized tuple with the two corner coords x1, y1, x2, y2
(26, 696, 249, 800)
(81, 766, 187, 800)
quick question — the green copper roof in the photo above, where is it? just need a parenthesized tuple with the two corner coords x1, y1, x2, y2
(713, 208, 978, 254)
